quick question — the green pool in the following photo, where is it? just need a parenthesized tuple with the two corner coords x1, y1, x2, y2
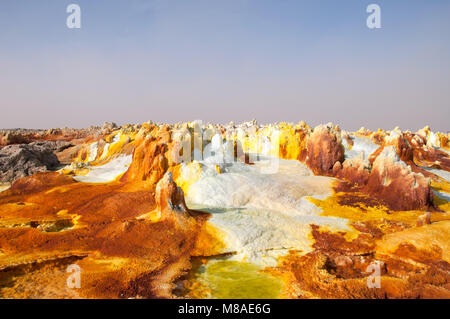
(185, 259, 284, 299)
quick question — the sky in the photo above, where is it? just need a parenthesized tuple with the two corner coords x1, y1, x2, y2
(0, 0, 449, 132)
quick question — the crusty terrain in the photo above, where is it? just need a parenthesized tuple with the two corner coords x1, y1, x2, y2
(0, 121, 449, 298)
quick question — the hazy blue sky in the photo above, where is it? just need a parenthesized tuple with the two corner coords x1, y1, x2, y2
(0, 0, 449, 131)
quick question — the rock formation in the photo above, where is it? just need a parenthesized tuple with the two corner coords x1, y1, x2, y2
(119, 125, 172, 188)
(0, 141, 70, 183)
(365, 147, 434, 211)
(153, 172, 195, 226)
(306, 124, 345, 175)
(331, 132, 435, 211)
(416, 212, 431, 226)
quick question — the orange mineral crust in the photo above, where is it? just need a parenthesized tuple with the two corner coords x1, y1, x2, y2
(0, 121, 449, 299)
(0, 171, 210, 299)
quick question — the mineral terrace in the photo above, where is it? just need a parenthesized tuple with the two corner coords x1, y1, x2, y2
(0, 121, 449, 299)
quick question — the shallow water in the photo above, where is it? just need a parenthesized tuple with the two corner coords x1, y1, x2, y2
(184, 259, 284, 299)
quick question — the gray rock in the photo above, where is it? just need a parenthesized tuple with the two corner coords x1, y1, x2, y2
(0, 141, 70, 183)
(29, 140, 72, 153)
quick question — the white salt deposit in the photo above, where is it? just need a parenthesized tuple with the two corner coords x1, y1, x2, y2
(87, 142, 98, 162)
(183, 157, 350, 266)
(343, 136, 379, 161)
(379, 145, 408, 166)
(428, 132, 441, 148)
(73, 155, 132, 183)
(99, 132, 122, 160)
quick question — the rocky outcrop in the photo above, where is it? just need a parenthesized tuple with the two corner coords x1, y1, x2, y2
(30, 141, 72, 153)
(101, 122, 118, 134)
(120, 126, 171, 188)
(333, 146, 435, 211)
(333, 153, 371, 187)
(154, 172, 193, 221)
(365, 147, 434, 211)
(306, 124, 345, 175)
(0, 131, 30, 145)
(416, 212, 431, 227)
(331, 128, 437, 211)
(0, 141, 70, 183)
(408, 131, 450, 172)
